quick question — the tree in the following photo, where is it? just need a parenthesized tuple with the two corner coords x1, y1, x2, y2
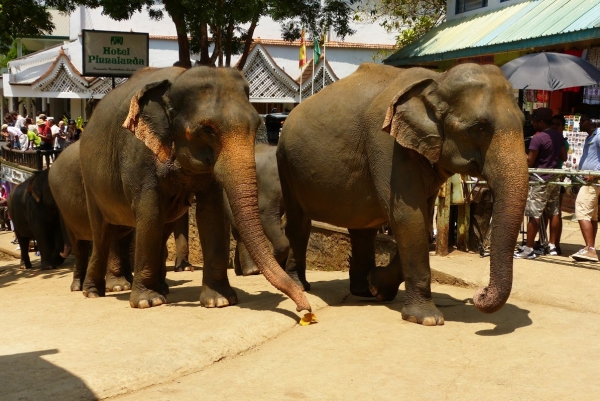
(48, 0, 359, 69)
(355, 0, 445, 52)
(0, 0, 55, 53)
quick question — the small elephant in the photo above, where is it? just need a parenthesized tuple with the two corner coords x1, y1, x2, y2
(227, 143, 288, 276)
(8, 170, 70, 270)
(49, 141, 134, 292)
(277, 63, 529, 325)
(78, 66, 309, 311)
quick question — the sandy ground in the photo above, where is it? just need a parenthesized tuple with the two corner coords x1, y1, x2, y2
(1, 216, 600, 400)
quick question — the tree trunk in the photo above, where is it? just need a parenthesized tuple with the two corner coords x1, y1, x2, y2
(225, 18, 234, 67)
(198, 23, 210, 65)
(174, 16, 192, 68)
(236, 16, 258, 71)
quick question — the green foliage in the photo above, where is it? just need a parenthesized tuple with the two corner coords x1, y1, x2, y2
(355, 0, 445, 49)
(0, 0, 55, 53)
(0, 41, 34, 69)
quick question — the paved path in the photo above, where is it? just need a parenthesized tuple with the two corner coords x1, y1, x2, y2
(0, 215, 599, 400)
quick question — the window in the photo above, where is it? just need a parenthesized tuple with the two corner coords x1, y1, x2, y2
(456, 0, 488, 14)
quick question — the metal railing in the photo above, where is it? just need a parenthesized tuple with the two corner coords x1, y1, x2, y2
(0, 144, 62, 171)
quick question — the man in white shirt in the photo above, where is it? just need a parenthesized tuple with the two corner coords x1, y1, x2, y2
(18, 127, 29, 150)
(1, 124, 21, 148)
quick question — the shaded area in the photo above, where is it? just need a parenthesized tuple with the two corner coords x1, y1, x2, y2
(0, 349, 97, 401)
(343, 288, 532, 336)
(0, 260, 73, 290)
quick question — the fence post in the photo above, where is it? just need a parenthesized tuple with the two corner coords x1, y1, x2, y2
(36, 151, 43, 171)
(436, 177, 452, 256)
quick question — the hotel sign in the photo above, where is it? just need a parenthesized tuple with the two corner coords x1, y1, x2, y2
(82, 30, 149, 77)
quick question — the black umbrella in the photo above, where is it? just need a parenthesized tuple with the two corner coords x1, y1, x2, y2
(500, 52, 600, 91)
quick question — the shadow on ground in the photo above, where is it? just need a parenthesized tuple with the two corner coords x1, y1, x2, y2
(343, 289, 532, 336)
(0, 349, 98, 400)
(0, 259, 74, 290)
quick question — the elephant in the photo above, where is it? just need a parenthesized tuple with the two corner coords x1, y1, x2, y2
(8, 170, 70, 270)
(78, 66, 310, 311)
(227, 143, 288, 276)
(276, 62, 528, 325)
(48, 141, 134, 293)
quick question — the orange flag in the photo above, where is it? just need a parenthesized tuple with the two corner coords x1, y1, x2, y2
(299, 28, 307, 69)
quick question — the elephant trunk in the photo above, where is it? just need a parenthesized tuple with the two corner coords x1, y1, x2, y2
(474, 133, 529, 313)
(214, 137, 311, 313)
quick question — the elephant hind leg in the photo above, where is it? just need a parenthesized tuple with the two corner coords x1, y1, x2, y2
(71, 240, 90, 292)
(281, 185, 311, 291)
(17, 235, 32, 270)
(348, 228, 378, 297)
(368, 250, 404, 301)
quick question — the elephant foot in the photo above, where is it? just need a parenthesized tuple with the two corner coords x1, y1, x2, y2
(350, 278, 376, 298)
(40, 264, 56, 271)
(367, 265, 403, 302)
(199, 283, 238, 308)
(70, 278, 82, 292)
(129, 286, 167, 309)
(19, 263, 32, 270)
(174, 260, 194, 272)
(241, 264, 260, 276)
(82, 278, 106, 298)
(105, 275, 132, 293)
(286, 270, 310, 291)
(401, 301, 444, 326)
(60, 244, 71, 258)
(159, 281, 170, 296)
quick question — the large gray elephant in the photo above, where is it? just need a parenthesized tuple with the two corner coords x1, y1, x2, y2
(277, 63, 528, 325)
(78, 66, 310, 311)
(49, 141, 134, 293)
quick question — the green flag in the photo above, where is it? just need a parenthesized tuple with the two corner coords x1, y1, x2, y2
(313, 37, 321, 64)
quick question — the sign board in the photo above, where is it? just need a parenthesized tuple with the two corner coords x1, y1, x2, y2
(82, 30, 149, 77)
(0, 165, 33, 185)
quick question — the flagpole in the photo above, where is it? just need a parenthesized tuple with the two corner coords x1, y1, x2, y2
(322, 29, 326, 90)
(299, 28, 307, 104)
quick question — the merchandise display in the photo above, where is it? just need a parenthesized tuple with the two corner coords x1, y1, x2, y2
(563, 115, 585, 169)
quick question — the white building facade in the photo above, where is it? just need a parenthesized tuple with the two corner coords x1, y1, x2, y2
(1, 6, 396, 119)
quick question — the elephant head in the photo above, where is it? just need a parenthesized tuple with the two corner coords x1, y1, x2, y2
(122, 66, 310, 312)
(383, 63, 529, 314)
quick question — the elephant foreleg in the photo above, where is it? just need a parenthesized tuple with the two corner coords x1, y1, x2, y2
(388, 204, 444, 326)
(128, 195, 168, 308)
(196, 187, 238, 308)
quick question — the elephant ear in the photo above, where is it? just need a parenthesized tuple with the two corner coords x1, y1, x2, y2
(382, 78, 447, 164)
(123, 80, 174, 163)
(26, 173, 43, 203)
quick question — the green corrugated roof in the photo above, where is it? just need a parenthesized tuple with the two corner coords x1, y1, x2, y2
(384, 0, 600, 66)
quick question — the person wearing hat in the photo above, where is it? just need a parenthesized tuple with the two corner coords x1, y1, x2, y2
(515, 107, 566, 259)
(37, 117, 53, 168)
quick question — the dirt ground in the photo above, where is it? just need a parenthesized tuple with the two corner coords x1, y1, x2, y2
(2, 216, 600, 400)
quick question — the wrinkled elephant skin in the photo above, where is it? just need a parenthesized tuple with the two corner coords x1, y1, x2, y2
(78, 66, 310, 312)
(8, 170, 66, 270)
(277, 63, 528, 325)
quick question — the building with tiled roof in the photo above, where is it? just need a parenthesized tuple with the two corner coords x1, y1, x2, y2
(1, 6, 396, 119)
